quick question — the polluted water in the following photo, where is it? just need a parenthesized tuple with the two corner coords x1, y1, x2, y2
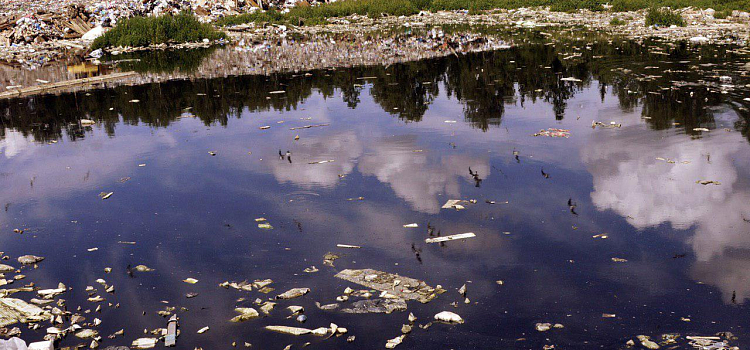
(0, 34, 749, 350)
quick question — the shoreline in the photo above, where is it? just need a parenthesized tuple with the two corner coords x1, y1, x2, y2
(1, 8, 749, 97)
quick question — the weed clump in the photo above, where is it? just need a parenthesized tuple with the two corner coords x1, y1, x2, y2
(609, 17, 627, 25)
(216, 0, 742, 27)
(92, 12, 226, 49)
(645, 7, 686, 26)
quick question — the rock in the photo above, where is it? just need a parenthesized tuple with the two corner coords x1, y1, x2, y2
(0, 265, 15, 273)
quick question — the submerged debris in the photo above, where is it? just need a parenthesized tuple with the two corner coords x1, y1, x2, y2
(341, 298, 407, 314)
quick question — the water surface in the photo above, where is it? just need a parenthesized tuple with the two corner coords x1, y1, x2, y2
(1, 38, 749, 349)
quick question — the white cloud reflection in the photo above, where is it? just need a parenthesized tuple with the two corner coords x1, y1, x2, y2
(582, 126, 750, 303)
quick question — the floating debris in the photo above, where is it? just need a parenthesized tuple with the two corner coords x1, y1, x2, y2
(637, 335, 660, 349)
(536, 323, 551, 332)
(315, 302, 339, 311)
(425, 233, 475, 244)
(386, 335, 405, 349)
(611, 258, 628, 263)
(132, 338, 158, 349)
(197, 326, 209, 334)
(441, 199, 468, 210)
(17, 255, 44, 265)
(336, 244, 361, 249)
(165, 315, 178, 347)
(323, 253, 339, 267)
(402, 223, 419, 228)
(260, 302, 276, 315)
(276, 288, 310, 300)
(591, 121, 622, 129)
(289, 124, 329, 130)
(308, 160, 335, 164)
(99, 192, 114, 200)
(0, 298, 52, 327)
(335, 269, 445, 303)
(134, 265, 154, 272)
(265, 325, 312, 336)
(696, 180, 721, 185)
(183, 278, 199, 284)
(434, 311, 464, 324)
(533, 128, 570, 138)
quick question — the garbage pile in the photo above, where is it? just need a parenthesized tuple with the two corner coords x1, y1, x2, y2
(0, 0, 332, 46)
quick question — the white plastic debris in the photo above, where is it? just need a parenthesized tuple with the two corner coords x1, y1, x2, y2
(434, 311, 464, 324)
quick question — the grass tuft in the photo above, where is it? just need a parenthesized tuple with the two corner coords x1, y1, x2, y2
(92, 12, 226, 49)
(215, 0, 749, 27)
(645, 7, 686, 26)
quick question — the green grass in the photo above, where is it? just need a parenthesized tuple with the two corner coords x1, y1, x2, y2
(609, 17, 627, 25)
(215, 0, 750, 27)
(92, 12, 226, 49)
(645, 7, 686, 26)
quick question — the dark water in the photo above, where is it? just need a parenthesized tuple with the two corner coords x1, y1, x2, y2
(1, 37, 750, 349)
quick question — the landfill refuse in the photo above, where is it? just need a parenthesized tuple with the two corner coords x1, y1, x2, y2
(0, 337, 27, 350)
